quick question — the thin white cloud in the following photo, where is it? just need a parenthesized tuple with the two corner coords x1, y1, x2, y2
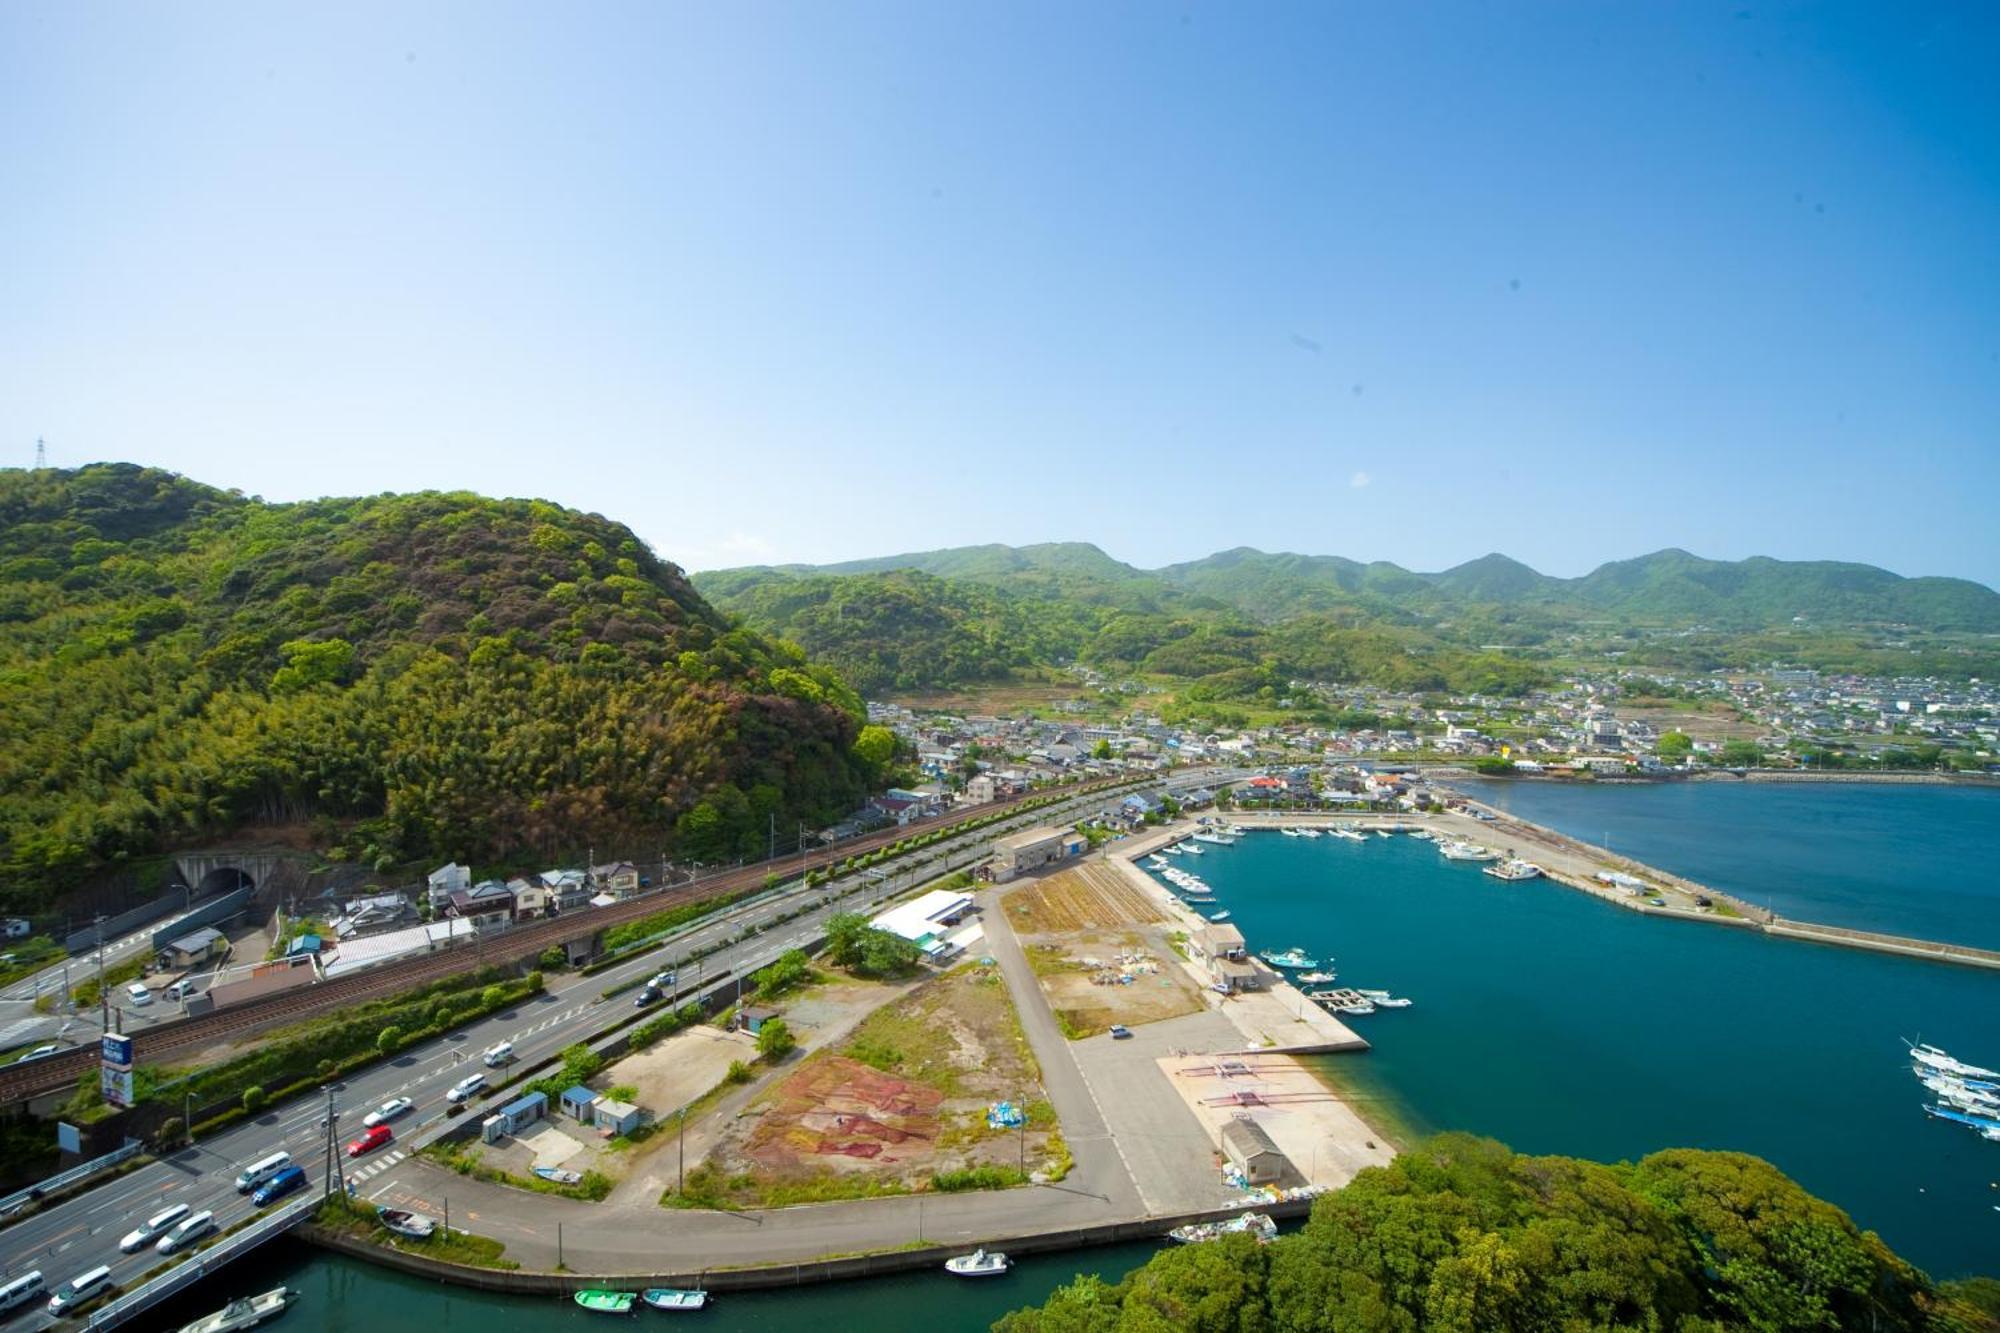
(1349, 471, 1372, 489)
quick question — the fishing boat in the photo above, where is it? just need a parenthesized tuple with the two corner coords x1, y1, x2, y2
(1169, 1212, 1278, 1245)
(1329, 828, 1366, 842)
(1193, 831, 1235, 846)
(1922, 1103, 2000, 1137)
(944, 1248, 1012, 1277)
(642, 1288, 710, 1311)
(378, 1209, 437, 1239)
(1356, 990, 1413, 1009)
(1161, 843, 1184, 856)
(1910, 1043, 2000, 1080)
(1208, 910, 1232, 922)
(574, 1291, 638, 1314)
(1337, 1001, 1377, 1016)
(1482, 859, 1543, 881)
(1296, 828, 1322, 839)
(1260, 948, 1317, 969)
(1281, 828, 1302, 838)
(1373, 829, 1393, 838)
(177, 1288, 298, 1333)
(1296, 970, 1337, 985)
(1184, 895, 1218, 906)
(1183, 842, 1206, 855)
(533, 1165, 584, 1185)
(1439, 842, 1500, 862)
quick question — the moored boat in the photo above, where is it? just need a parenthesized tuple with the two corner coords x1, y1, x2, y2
(1260, 948, 1317, 969)
(574, 1290, 638, 1314)
(1296, 970, 1337, 985)
(944, 1248, 1011, 1277)
(1910, 1043, 2000, 1081)
(533, 1165, 584, 1185)
(1208, 910, 1232, 922)
(642, 1287, 710, 1311)
(178, 1288, 298, 1333)
(1483, 859, 1543, 881)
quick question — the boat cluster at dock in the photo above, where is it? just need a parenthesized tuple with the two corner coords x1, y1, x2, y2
(1909, 1043, 2000, 1144)
(1142, 822, 1415, 1016)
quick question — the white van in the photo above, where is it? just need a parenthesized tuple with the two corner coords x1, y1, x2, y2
(46, 1264, 111, 1315)
(119, 1201, 191, 1253)
(165, 979, 195, 1002)
(154, 1210, 215, 1255)
(0, 1271, 44, 1315)
(233, 1151, 292, 1193)
(125, 983, 153, 1007)
(481, 1041, 514, 1067)
(446, 1072, 486, 1105)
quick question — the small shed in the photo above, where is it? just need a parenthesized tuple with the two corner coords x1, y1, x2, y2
(494, 1091, 547, 1136)
(739, 1005, 781, 1035)
(593, 1097, 642, 1137)
(158, 926, 227, 968)
(560, 1086, 599, 1122)
(285, 933, 323, 957)
(1219, 1117, 1292, 1185)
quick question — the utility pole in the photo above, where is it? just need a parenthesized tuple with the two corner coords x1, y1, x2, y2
(94, 916, 108, 1034)
(677, 1107, 687, 1195)
(321, 1085, 337, 1197)
(768, 811, 776, 864)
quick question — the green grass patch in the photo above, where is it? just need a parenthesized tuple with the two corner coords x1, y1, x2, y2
(315, 1194, 518, 1270)
(421, 1139, 612, 1202)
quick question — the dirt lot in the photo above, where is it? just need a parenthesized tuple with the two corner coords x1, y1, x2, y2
(681, 962, 1062, 1207)
(1028, 932, 1204, 1039)
(1613, 702, 1761, 743)
(1005, 863, 1167, 933)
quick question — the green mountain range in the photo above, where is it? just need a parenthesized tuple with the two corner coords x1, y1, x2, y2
(0, 464, 872, 911)
(696, 543, 2000, 696)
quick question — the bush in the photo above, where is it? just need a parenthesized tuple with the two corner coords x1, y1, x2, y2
(726, 1060, 753, 1085)
(537, 947, 569, 971)
(931, 1165, 1025, 1192)
(242, 1086, 267, 1113)
(377, 1026, 403, 1054)
(755, 1018, 796, 1060)
(155, 1115, 185, 1147)
(607, 1084, 637, 1103)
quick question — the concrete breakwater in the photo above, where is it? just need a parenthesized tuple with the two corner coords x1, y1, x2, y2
(1442, 802, 2000, 973)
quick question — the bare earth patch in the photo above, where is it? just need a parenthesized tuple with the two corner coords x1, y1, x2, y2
(1005, 863, 1166, 933)
(1028, 933, 1204, 1039)
(677, 962, 1063, 1207)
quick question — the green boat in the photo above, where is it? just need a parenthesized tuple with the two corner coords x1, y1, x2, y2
(573, 1290, 637, 1314)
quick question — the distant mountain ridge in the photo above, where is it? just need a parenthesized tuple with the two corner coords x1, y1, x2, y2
(703, 543, 2000, 632)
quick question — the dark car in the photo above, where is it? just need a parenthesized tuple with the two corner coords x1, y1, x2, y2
(633, 986, 661, 1008)
(252, 1165, 307, 1206)
(1108, 1024, 1133, 1039)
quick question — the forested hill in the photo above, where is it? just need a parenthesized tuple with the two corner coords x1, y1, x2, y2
(697, 543, 2000, 697)
(0, 464, 872, 912)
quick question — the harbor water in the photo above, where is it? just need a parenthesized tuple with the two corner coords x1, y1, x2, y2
(1174, 817, 2000, 1279)
(1458, 778, 2000, 950)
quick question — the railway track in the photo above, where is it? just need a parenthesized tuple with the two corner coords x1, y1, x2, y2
(0, 774, 1147, 1104)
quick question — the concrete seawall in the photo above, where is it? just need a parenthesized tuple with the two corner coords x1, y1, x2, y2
(300, 1194, 1317, 1292)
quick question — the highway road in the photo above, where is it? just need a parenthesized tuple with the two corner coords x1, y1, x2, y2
(0, 770, 1237, 1327)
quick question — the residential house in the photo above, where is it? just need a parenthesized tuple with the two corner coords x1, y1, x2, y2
(427, 862, 472, 912)
(591, 862, 641, 899)
(446, 880, 516, 929)
(508, 876, 551, 918)
(542, 868, 591, 911)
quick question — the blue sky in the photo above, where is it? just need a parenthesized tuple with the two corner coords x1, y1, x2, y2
(3, 2, 1996, 585)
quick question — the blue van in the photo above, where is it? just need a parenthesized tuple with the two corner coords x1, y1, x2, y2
(252, 1165, 307, 1206)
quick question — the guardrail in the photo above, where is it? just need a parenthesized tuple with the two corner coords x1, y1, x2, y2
(83, 1192, 319, 1330)
(0, 1140, 143, 1221)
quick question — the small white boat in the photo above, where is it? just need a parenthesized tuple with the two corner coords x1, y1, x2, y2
(642, 1287, 710, 1311)
(1296, 971, 1337, 985)
(1440, 842, 1500, 863)
(379, 1209, 437, 1239)
(945, 1248, 1011, 1277)
(1330, 828, 1366, 842)
(1183, 843, 1205, 855)
(177, 1288, 298, 1333)
(1483, 859, 1542, 881)
(1373, 829, 1393, 839)
(1281, 828, 1302, 838)
(1337, 1001, 1377, 1016)
(1296, 828, 1322, 839)
(1161, 844, 1184, 856)
(533, 1165, 584, 1185)
(1910, 1044, 2000, 1081)
(1208, 910, 1232, 922)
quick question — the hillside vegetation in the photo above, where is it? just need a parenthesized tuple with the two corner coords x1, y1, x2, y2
(0, 464, 871, 912)
(698, 542, 2000, 697)
(995, 1133, 1999, 1333)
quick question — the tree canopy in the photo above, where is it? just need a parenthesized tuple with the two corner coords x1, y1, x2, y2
(994, 1134, 1984, 1333)
(0, 464, 870, 910)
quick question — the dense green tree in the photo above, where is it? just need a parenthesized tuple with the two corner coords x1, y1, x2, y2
(997, 1135, 1969, 1333)
(1657, 731, 1695, 761)
(754, 1017, 796, 1060)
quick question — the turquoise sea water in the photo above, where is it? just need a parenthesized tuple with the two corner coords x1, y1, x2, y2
(150, 1236, 1165, 1331)
(1180, 825, 2000, 1279)
(1459, 778, 2000, 949)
